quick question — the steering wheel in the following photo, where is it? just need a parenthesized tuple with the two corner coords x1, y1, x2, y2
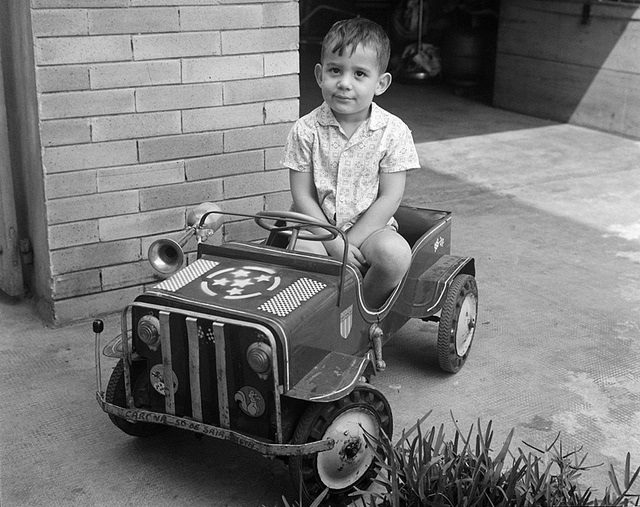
(255, 211, 339, 247)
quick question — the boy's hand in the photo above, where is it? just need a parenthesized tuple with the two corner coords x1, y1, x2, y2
(346, 245, 368, 274)
(324, 238, 368, 274)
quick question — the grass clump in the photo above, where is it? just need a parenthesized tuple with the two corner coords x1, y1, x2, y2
(353, 411, 640, 507)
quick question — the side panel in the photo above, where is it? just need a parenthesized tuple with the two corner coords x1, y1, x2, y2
(285, 269, 370, 389)
(391, 255, 475, 319)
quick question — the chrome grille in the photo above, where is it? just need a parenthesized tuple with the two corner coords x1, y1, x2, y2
(128, 302, 284, 442)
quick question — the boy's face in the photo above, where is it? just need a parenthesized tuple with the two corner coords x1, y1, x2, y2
(315, 43, 391, 124)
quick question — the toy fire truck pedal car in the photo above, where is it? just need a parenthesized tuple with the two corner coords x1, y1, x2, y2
(93, 203, 477, 505)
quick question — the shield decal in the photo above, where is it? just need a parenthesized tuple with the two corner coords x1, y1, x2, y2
(340, 305, 353, 339)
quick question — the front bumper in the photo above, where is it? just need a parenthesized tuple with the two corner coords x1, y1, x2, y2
(96, 393, 334, 456)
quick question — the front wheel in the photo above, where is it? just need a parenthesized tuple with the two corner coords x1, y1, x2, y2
(105, 360, 165, 437)
(437, 274, 478, 373)
(288, 384, 392, 506)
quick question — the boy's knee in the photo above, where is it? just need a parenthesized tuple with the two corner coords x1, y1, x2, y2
(365, 232, 411, 277)
(387, 242, 412, 277)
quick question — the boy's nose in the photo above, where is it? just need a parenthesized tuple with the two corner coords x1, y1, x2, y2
(337, 75, 352, 89)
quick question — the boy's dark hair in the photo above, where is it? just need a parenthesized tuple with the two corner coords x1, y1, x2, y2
(321, 18, 391, 73)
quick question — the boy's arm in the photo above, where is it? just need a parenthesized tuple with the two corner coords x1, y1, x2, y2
(290, 170, 367, 270)
(346, 171, 406, 248)
(289, 170, 328, 224)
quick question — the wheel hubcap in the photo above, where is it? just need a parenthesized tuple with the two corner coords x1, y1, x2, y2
(317, 408, 378, 489)
(455, 293, 477, 356)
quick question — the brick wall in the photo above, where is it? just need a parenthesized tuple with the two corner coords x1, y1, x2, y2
(30, 0, 299, 323)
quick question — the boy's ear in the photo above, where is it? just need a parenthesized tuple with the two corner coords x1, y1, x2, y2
(374, 72, 392, 96)
(314, 63, 323, 87)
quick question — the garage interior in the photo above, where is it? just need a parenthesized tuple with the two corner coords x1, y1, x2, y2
(298, 0, 501, 116)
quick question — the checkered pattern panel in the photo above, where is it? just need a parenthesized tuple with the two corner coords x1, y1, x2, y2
(154, 259, 219, 292)
(258, 277, 327, 317)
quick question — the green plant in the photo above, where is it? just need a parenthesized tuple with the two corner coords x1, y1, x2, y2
(353, 411, 640, 507)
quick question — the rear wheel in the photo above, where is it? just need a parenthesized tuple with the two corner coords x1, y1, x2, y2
(105, 359, 165, 437)
(437, 274, 478, 373)
(288, 384, 392, 506)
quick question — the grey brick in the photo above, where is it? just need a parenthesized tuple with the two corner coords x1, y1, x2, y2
(89, 7, 178, 35)
(221, 27, 297, 55)
(138, 132, 223, 163)
(223, 75, 298, 105)
(136, 82, 222, 112)
(91, 111, 181, 142)
(31, 9, 88, 36)
(97, 161, 185, 192)
(40, 88, 135, 119)
(43, 140, 138, 173)
(182, 103, 263, 133)
(50, 238, 141, 274)
(90, 60, 180, 89)
(179, 5, 261, 30)
(98, 208, 185, 240)
(185, 150, 264, 180)
(133, 32, 220, 60)
(223, 167, 288, 199)
(36, 65, 90, 92)
(40, 118, 91, 146)
(182, 54, 262, 83)
(48, 190, 139, 224)
(46, 170, 97, 199)
(223, 123, 291, 152)
(139, 179, 223, 211)
(35, 35, 131, 65)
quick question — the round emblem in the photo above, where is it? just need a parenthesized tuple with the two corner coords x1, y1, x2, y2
(149, 364, 178, 395)
(200, 266, 281, 300)
(234, 386, 266, 417)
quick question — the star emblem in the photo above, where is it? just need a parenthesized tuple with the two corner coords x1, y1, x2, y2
(231, 278, 253, 288)
(200, 265, 281, 299)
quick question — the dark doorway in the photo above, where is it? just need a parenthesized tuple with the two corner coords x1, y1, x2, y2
(298, 0, 501, 116)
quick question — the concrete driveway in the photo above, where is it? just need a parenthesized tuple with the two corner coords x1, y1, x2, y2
(2, 84, 640, 505)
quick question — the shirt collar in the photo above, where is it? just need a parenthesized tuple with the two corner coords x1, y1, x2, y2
(317, 101, 388, 131)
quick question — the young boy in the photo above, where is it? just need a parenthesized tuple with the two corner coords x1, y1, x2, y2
(282, 17, 421, 309)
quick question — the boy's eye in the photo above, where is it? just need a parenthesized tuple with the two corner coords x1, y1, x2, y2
(328, 67, 340, 74)
(355, 71, 367, 78)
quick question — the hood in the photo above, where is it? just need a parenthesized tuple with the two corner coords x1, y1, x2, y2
(145, 255, 340, 325)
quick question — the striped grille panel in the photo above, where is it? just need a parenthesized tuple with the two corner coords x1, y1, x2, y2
(258, 278, 327, 317)
(154, 259, 219, 292)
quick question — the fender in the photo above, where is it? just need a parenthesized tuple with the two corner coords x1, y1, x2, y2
(393, 255, 475, 319)
(284, 350, 375, 402)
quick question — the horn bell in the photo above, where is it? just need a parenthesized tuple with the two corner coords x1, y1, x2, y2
(148, 229, 194, 275)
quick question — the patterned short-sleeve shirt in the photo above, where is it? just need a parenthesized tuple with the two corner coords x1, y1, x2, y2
(282, 102, 420, 229)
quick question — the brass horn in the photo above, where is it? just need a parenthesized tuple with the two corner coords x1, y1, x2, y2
(148, 202, 224, 275)
(148, 228, 195, 275)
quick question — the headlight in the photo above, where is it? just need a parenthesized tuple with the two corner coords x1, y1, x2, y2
(137, 315, 160, 350)
(246, 342, 272, 375)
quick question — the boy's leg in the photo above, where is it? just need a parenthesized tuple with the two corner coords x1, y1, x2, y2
(359, 228, 412, 308)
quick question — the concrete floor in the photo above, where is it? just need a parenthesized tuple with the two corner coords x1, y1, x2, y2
(2, 70, 640, 505)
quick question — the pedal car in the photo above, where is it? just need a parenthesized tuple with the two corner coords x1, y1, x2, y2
(93, 203, 477, 505)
